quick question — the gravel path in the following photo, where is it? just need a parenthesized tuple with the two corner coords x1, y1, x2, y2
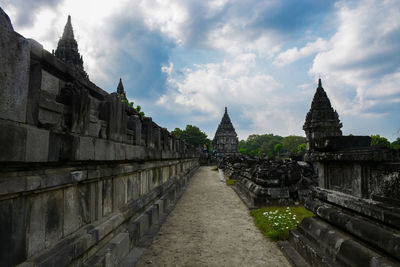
(135, 166, 291, 267)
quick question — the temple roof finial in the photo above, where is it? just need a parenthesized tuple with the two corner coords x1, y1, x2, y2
(61, 15, 75, 41)
(318, 78, 322, 88)
(117, 78, 125, 95)
(225, 107, 227, 113)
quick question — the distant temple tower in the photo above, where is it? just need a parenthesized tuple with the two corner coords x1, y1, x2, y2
(54, 15, 87, 77)
(303, 79, 342, 150)
(213, 107, 239, 155)
(117, 78, 127, 100)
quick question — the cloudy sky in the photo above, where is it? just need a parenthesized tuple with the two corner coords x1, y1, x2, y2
(1, 0, 399, 141)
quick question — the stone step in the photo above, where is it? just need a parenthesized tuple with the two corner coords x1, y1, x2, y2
(288, 229, 334, 267)
(293, 217, 399, 266)
(305, 198, 400, 261)
(83, 232, 130, 267)
(296, 217, 343, 260)
(277, 240, 310, 267)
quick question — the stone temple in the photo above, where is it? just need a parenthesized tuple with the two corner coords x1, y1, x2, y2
(213, 107, 238, 155)
(303, 78, 342, 150)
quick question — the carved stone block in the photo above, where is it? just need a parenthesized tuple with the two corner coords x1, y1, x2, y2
(41, 70, 60, 96)
(26, 126, 49, 162)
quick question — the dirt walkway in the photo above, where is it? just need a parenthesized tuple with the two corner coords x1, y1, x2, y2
(135, 166, 291, 267)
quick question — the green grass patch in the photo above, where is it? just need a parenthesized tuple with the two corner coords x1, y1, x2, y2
(250, 206, 315, 241)
(226, 179, 236, 185)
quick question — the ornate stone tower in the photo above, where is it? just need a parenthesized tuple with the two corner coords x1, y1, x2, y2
(213, 107, 238, 155)
(55, 15, 87, 77)
(303, 79, 342, 150)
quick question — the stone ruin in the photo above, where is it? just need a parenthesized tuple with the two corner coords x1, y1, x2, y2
(0, 9, 201, 266)
(277, 80, 400, 266)
(223, 79, 400, 266)
(224, 155, 316, 208)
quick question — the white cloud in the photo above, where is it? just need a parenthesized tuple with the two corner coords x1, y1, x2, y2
(157, 53, 310, 138)
(274, 38, 329, 66)
(161, 62, 174, 75)
(309, 0, 400, 117)
(207, 26, 282, 57)
(138, 0, 189, 44)
(159, 53, 279, 114)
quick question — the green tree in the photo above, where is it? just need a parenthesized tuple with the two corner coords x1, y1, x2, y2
(281, 135, 306, 155)
(239, 134, 283, 156)
(171, 128, 183, 138)
(171, 125, 210, 148)
(391, 137, 400, 149)
(274, 143, 282, 158)
(239, 148, 247, 154)
(371, 134, 391, 148)
(297, 143, 306, 155)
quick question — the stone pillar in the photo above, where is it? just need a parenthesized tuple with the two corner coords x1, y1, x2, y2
(141, 117, 153, 148)
(152, 123, 161, 150)
(127, 115, 141, 145)
(99, 93, 128, 143)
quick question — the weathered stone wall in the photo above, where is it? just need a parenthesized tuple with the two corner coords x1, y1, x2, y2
(0, 8, 200, 267)
(305, 137, 400, 202)
(280, 136, 400, 266)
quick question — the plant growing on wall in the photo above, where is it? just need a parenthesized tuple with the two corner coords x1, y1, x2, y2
(120, 94, 145, 116)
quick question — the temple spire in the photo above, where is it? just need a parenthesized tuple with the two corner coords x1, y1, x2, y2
(62, 15, 74, 40)
(303, 79, 342, 151)
(117, 78, 124, 94)
(117, 78, 127, 100)
(55, 15, 87, 77)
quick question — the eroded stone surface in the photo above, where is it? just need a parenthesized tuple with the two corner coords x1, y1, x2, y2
(0, 8, 30, 123)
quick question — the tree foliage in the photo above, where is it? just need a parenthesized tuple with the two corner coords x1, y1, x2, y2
(238, 134, 282, 157)
(274, 143, 282, 158)
(392, 137, 400, 149)
(120, 94, 145, 116)
(171, 125, 211, 148)
(297, 143, 306, 155)
(282, 135, 306, 155)
(238, 134, 306, 157)
(371, 134, 391, 148)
